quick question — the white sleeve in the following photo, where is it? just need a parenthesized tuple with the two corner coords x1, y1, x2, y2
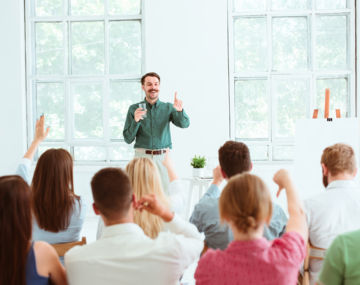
(168, 180, 187, 219)
(160, 214, 204, 270)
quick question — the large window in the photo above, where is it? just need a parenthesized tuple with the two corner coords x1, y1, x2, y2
(25, 0, 143, 162)
(229, 0, 356, 161)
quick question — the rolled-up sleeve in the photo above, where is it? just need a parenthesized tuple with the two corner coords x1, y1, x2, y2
(16, 158, 32, 184)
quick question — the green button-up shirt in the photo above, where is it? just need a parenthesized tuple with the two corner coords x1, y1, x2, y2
(123, 99, 190, 149)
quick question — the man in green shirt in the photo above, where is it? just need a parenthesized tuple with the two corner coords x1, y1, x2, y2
(123, 72, 190, 192)
(318, 229, 360, 285)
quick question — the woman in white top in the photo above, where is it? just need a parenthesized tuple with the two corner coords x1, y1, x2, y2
(16, 115, 86, 246)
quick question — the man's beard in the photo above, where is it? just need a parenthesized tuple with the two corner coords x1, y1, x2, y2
(322, 175, 328, 187)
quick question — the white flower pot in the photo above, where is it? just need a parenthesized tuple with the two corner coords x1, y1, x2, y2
(192, 168, 204, 178)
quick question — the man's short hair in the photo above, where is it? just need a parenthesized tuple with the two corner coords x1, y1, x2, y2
(91, 168, 133, 219)
(218, 141, 252, 178)
(321, 143, 356, 176)
(141, 72, 160, 85)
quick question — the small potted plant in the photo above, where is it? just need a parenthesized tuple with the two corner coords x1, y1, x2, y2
(191, 155, 206, 177)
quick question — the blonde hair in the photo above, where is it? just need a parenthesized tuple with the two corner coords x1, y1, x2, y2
(126, 158, 169, 238)
(321, 143, 356, 176)
(219, 173, 272, 234)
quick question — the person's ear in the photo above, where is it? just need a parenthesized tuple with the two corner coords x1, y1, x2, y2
(321, 163, 328, 176)
(220, 168, 228, 179)
(249, 162, 253, 172)
(93, 203, 100, 215)
(141, 84, 145, 92)
(132, 194, 137, 208)
(352, 167, 357, 177)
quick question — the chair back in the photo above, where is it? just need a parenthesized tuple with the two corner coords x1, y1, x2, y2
(52, 236, 87, 257)
(301, 242, 326, 285)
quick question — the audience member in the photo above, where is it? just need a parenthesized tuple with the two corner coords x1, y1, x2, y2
(66, 167, 203, 285)
(16, 115, 86, 245)
(318, 229, 360, 285)
(304, 143, 360, 284)
(190, 141, 287, 250)
(96, 151, 186, 239)
(0, 175, 67, 284)
(195, 170, 307, 285)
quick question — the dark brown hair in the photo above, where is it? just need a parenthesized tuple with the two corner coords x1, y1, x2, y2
(321, 143, 356, 176)
(219, 173, 272, 234)
(141, 72, 161, 85)
(31, 148, 80, 232)
(218, 141, 252, 178)
(0, 175, 32, 285)
(91, 167, 133, 220)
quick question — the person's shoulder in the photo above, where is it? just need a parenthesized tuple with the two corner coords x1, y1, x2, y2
(128, 102, 142, 110)
(193, 197, 219, 216)
(33, 241, 59, 264)
(198, 248, 224, 268)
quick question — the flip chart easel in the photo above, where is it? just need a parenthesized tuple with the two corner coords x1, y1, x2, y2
(294, 118, 360, 200)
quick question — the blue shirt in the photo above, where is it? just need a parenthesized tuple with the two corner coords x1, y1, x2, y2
(190, 184, 288, 250)
(26, 243, 50, 285)
(123, 99, 190, 149)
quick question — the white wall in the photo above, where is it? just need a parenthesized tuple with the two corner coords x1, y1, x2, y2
(0, 0, 27, 176)
(0, 0, 294, 219)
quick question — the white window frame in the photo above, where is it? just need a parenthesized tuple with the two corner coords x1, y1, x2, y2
(25, 0, 145, 164)
(227, 0, 356, 162)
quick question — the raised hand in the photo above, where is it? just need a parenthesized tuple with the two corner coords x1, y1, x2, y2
(135, 194, 174, 222)
(34, 114, 50, 143)
(212, 166, 224, 186)
(134, 108, 147, 122)
(173, 92, 183, 112)
(273, 169, 292, 198)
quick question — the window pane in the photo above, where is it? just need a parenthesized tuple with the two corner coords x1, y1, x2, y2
(234, 80, 268, 138)
(316, 16, 347, 70)
(272, 17, 308, 71)
(316, 0, 346, 9)
(272, 0, 308, 10)
(35, 0, 63, 16)
(273, 78, 308, 138)
(71, 22, 104, 75)
(316, 78, 348, 118)
(109, 21, 141, 75)
(72, 83, 103, 138)
(36, 23, 64, 75)
(36, 82, 65, 140)
(109, 81, 141, 139)
(233, 0, 266, 11)
(74, 146, 106, 161)
(109, 0, 141, 15)
(70, 0, 104, 16)
(234, 17, 267, 72)
(109, 144, 134, 161)
(273, 145, 294, 160)
(248, 145, 269, 161)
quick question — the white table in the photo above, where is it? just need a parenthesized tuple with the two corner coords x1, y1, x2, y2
(183, 177, 213, 219)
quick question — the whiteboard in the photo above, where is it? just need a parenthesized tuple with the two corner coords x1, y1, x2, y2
(294, 118, 360, 200)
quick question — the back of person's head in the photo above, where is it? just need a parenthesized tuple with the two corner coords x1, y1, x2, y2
(31, 148, 79, 232)
(0, 175, 32, 285)
(219, 173, 272, 234)
(321, 143, 356, 176)
(91, 167, 133, 220)
(218, 141, 252, 178)
(126, 158, 169, 238)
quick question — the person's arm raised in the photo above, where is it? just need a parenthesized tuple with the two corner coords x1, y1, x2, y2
(273, 169, 308, 241)
(24, 115, 50, 160)
(136, 194, 174, 222)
